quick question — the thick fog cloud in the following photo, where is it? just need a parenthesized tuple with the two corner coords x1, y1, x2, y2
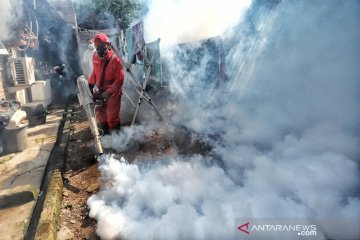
(0, 1, 22, 41)
(89, 0, 360, 239)
(143, 0, 252, 46)
(101, 123, 164, 152)
(0, 0, 12, 39)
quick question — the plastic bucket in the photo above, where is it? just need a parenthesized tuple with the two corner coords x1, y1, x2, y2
(3, 123, 28, 153)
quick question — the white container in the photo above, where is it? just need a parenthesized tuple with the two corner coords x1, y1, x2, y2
(30, 80, 52, 107)
(3, 123, 28, 153)
(9, 109, 27, 127)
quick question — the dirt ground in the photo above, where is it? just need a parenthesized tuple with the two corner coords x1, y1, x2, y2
(58, 104, 99, 240)
(57, 103, 213, 239)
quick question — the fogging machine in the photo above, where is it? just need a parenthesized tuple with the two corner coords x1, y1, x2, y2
(77, 75, 103, 155)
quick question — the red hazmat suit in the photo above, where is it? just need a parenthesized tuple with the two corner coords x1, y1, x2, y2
(88, 47, 124, 129)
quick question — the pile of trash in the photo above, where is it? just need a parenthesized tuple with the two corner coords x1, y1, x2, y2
(0, 100, 27, 129)
(0, 100, 29, 154)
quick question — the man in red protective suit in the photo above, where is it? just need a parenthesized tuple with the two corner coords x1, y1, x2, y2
(88, 33, 124, 134)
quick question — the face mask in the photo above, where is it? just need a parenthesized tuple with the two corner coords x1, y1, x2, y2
(96, 45, 108, 58)
(88, 43, 95, 50)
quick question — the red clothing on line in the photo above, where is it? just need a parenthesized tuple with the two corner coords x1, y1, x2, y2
(88, 50, 124, 128)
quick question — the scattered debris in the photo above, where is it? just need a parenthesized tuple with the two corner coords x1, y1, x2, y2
(59, 104, 99, 239)
(86, 183, 100, 193)
(57, 226, 74, 240)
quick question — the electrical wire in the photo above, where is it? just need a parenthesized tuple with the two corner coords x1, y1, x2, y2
(17, 2, 39, 51)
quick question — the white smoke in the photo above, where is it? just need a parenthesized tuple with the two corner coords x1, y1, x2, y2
(0, 0, 12, 39)
(101, 124, 163, 152)
(89, 0, 360, 239)
(89, 154, 246, 240)
(143, 0, 252, 46)
(0, 0, 22, 41)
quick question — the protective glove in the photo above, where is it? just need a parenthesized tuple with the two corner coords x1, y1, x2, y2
(101, 90, 112, 100)
(93, 85, 100, 94)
